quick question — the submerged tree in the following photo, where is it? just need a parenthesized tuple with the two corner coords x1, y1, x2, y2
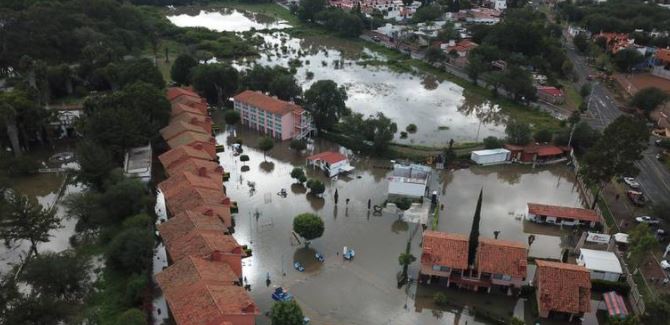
(0, 192, 61, 256)
(293, 213, 324, 246)
(271, 300, 304, 325)
(467, 188, 483, 267)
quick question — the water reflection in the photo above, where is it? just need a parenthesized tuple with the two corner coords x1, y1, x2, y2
(167, 9, 291, 32)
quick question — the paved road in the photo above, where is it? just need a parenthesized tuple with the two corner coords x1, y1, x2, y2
(563, 31, 670, 204)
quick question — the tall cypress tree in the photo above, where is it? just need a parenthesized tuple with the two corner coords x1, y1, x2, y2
(468, 188, 483, 267)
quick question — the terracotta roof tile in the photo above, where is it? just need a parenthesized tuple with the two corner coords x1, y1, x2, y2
(657, 48, 670, 64)
(421, 231, 469, 270)
(171, 95, 208, 113)
(166, 229, 243, 263)
(233, 90, 303, 115)
(158, 209, 232, 245)
(476, 238, 527, 278)
(528, 203, 600, 223)
(158, 171, 222, 202)
(160, 120, 208, 141)
(306, 151, 348, 164)
(535, 260, 592, 315)
(156, 255, 240, 291)
(167, 87, 199, 101)
(165, 158, 223, 179)
(537, 86, 564, 97)
(171, 102, 207, 116)
(158, 146, 214, 170)
(172, 112, 213, 133)
(166, 131, 217, 157)
(165, 186, 230, 217)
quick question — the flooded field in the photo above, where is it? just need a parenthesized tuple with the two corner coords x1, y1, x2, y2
(204, 123, 601, 324)
(166, 9, 508, 146)
(166, 8, 291, 32)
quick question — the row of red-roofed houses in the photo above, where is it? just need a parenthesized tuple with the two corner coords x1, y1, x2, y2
(154, 87, 259, 325)
(419, 230, 593, 321)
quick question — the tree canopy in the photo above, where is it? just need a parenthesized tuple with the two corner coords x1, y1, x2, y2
(271, 300, 305, 325)
(171, 54, 198, 85)
(505, 120, 532, 145)
(0, 191, 61, 256)
(293, 213, 325, 242)
(630, 87, 669, 115)
(191, 63, 239, 106)
(304, 80, 349, 131)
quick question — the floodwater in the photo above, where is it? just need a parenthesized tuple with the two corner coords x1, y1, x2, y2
(166, 8, 291, 32)
(0, 155, 83, 275)
(166, 9, 508, 146)
(203, 123, 598, 324)
(437, 165, 586, 260)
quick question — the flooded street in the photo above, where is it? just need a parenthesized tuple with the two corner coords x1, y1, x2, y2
(167, 9, 508, 146)
(207, 122, 599, 324)
(166, 8, 291, 32)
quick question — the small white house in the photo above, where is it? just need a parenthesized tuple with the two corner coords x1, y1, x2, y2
(470, 148, 510, 165)
(388, 163, 431, 199)
(577, 249, 623, 281)
(306, 151, 354, 177)
(527, 203, 601, 228)
(124, 144, 152, 183)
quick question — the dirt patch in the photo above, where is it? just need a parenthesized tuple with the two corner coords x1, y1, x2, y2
(614, 73, 670, 95)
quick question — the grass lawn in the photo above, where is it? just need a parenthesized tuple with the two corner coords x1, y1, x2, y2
(560, 80, 582, 111)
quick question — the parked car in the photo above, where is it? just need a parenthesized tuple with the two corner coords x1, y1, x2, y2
(627, 190, 647, 207)
(623, 177, 640, 189)
(635, 216, 660, 225)
(661, 260, 670, 270)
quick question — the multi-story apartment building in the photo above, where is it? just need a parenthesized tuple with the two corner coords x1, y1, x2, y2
(232, 90, 315, 141)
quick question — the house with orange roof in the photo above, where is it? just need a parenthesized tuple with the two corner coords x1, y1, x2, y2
(534, 260, 591, 320)
(167, 87, 200, 102)
(166, 131, 217, 158)
(527, 203, 601, 228)
(503, 143, 571, 164)
(171, 102, 207, 117)
(165, 229, 245, 271)
(652, 48, 670, 80)
(167, 87, 209, 112)
(157, 255, 242, 288)
(159, 209, 232, 244)
(476, 238, 527, 293)
(160, 120, 208, 141)
(158, 145, 215, 171)
(419, 231, 469, 286)
(159, 280, 259, 325)
(165, 186, 230, 217)
(595, 32, 634, 54)
(164, 159, 223, 180)
(158, 171, 222, 202)
(232, 90, 315, 141)
(171, 112, 213, 134)
(306, 151, 355, 177)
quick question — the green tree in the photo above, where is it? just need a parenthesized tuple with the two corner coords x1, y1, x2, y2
(171, 54, 198, 86)
(304, 80, 349, 131)
(116, 308, 146, 325)
(579, 116, 648, 208)
(240, 154, 250, 165)
(191, 63, 239, 106)
(465, 54, 488, 84)
(362, 112, 398, 153)
(424, 47, 447, 64)
(257, 136, 274, 160)
(467, 188, 483, 266)
(573, 33, 589, 53)
(306, 178, 325, 195)
(98, 177, 148, 223)
(224, 110, 241, 125)
(105, 228, 153, 274)
(289, 139, 307, 152)
(116, 58, 165, 89)
(269, 74, 302, 101)
(613, 48, 644, 72)
(290, 167, 307, 184)
(505, 120, 532, 145)
(293, 213, 324, 244)
(19, 251, 90, 303)
(0, 192, 61, 256)
(483, 136, 502, 149)
(643, 296, 670, 324)
(500, 66, 537, 102)
(74, 140, 114, 190)
(630, 87, 669, 115)
(534, 129, 553, 143)
(0, 90, 46, 157)
(628, 223, 658, 268)
(398, 242, 416, 279)
(298, 0, 326, 22)
(271, 300, 305, 325)
(411, 5, 443, 23)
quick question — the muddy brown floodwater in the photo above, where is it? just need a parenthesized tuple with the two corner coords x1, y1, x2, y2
(209, 122, 603, 324)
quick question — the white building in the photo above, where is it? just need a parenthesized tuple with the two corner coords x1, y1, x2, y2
(577, 249, 623, 281)
(491, 0, 506, 10)
(306, 151, 355, 177)
(470, 148, 510, 165)
(527, 203, 601, 228)
(124, 144, 152, 183)
(388, 163, 431, 199)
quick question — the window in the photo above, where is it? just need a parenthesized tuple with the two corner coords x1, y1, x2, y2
(432, 265, 450, 272)
(493, 274, 512, 281)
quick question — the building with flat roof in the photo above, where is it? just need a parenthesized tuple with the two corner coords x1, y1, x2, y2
(123, 144, 152, 183)
(387, 163, 431, 199)
(470, 148, 511, 165)
(306, 151, 355, 177)
(232, 90, 315, 141)
(577, 249, 623, 281)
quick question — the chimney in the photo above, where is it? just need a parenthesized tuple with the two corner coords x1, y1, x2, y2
(192, 143, 203, 150)
(215, 166, 224, 174)
(203, 208, 214, 216)
(191, 117, 199, 124)
(210, 250, 223, 261)
(221, 197, 231, 206)
(197, 166, 208, 177)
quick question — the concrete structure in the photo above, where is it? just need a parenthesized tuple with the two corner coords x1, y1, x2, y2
(387, 163, 431, 199)
(527, 203, 601, 228)
(306, 151, 354, 177)
(577, 249, 623, 281)
(232, 90, 314, 141)
(123, 144, 152, 183)
(534, 260, 592, 320)
(470, 148, 511, 165)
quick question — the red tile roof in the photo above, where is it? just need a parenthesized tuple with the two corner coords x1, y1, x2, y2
(165, 158, 223, 179)
(167, 87, 199, 101)
(421, 231, 469, 270)
(172, 112, 213, 133)
(158, 145, 214, 170)
(166, 229, 244, 263)
(535, 145, 564, 156)
(172, 102, 207, 116)
(159, 209, 232, 245)
(306, 151, 348, 164)
(447, 39, 478, 53)
(161, 281, 259, 325)
(233, 90, 303, 115)
(535, 260, 592, 315)
(166, 131, 216, 156)
(160, 120, 208, 141)
(158, 171, 222, 201)
(528, 203, 600, 223)
(165, 186, 230, 217)
(537, 86, 564, 97)
(156, 255, 240, 290)
(657, 48, 670, 64)
(171, 95, 208, 113)
(476, 238, 527, 278)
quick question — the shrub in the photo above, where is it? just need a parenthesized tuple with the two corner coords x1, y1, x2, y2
(433, 292, 449, 307)
(106, 228, 153, 274)
(483, 136, 502, 149)
(591, 279, 630, 294)
(406, 124, 417, 133)
(306, 178, 325, 195)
